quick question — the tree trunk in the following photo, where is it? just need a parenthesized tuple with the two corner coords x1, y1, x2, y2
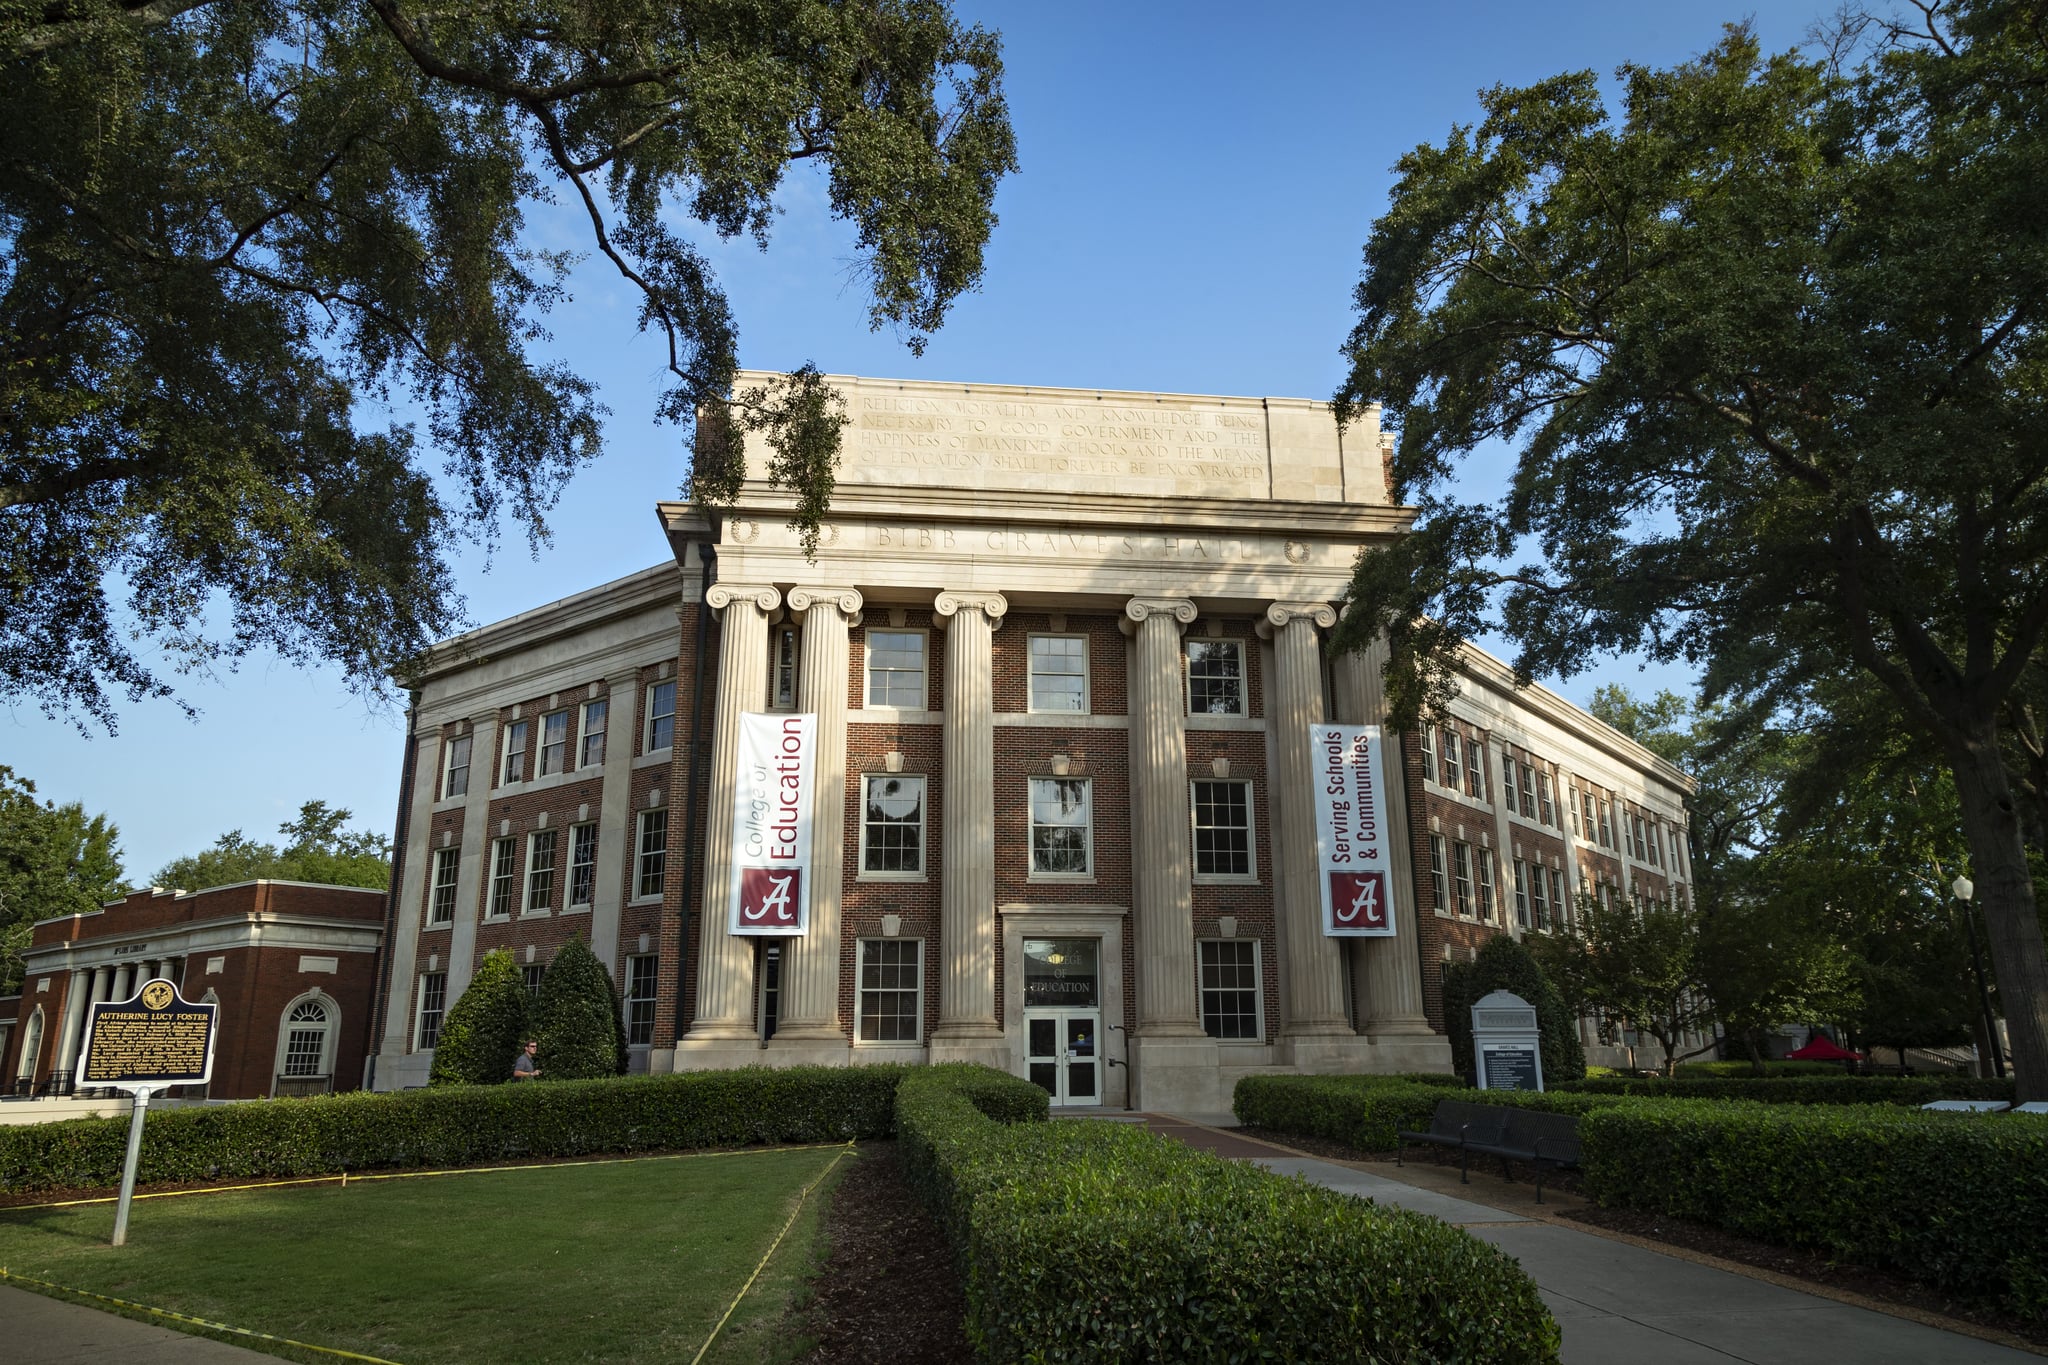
(1945, 732, 2048, 1101)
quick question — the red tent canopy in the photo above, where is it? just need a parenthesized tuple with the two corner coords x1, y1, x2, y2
(1785, 1036, 1863, 1061)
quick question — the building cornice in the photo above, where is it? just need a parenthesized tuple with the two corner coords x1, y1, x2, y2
(403, 561, 683, 688)
(1451, 642, 1696, 795)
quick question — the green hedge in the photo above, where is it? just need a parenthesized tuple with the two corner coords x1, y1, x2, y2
(0, 1066, 903, 1194)
(1676, 1060, 1879, 1078)
(1579, 1101, 2048, 1320)
(903, 1067, 1560, 1362)
(1234, 1075, 1625, 1152)
(1563, 1074, 2015, 1106)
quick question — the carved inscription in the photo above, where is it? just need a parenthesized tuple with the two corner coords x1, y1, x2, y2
(850, 394, 1270, 488)
(864, 524, 1303, 563)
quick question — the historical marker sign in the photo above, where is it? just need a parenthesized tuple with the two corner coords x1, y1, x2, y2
(1481, 1044, 1542, 1092)
(80, 978, 217, 1087)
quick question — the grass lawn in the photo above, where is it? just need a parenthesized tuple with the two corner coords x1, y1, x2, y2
(0, 1144, 850, 1364)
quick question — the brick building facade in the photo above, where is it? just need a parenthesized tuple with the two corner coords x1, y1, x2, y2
(368, 373, 1692, 1107)
(6, 881, 385, 1100)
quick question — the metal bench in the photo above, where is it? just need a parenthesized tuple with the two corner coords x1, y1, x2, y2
(1397, 1099, 1582, 1202)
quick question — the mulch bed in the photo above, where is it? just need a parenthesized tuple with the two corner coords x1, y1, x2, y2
(795, 1140, 972, 1365)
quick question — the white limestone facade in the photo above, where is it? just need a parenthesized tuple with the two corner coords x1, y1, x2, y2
(366, 373, 1693, 1106)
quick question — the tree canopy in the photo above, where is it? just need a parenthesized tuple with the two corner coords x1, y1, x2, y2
(1337, 1, 2048, 1098)
(155, 799, 391, 891)
(0, 765, 126, 991)
(2, 0, 1016, 727)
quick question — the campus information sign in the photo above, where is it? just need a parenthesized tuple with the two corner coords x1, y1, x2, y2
(1312, 724, 1396, 937)
(77, 978, 218, 1246)
(729, 712, 817, 935)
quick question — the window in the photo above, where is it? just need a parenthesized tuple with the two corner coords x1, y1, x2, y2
(865, 630, 926, 708)
(1419, 725, 1435, 778)
(1501, 755, 1518, 812)
(415, 972, 446, 1050)
(1186, 639, 1245, 716)
(645, 681, 676, 752)
(1438, 728, 1460, 788)
(1646, 819, 1661, 867)
(856, 939, 922, 1042)
(1428, 834, 1447, 910)
(861, 775, 926, 875)
(772, 625, 800, 709)
(568, 823, 598, 907)
(428, 847, 459, 926)
(1519, 762, 1537, 819)
(1530, 863, 1550, 930)
(1029, 777, 1093, 875)
(1475, 846, 1497, 922)
(1538, 771, 1555, 826)
(1191, 779, 1254, 878)
(1670, 827, 1686, 873)
(1452, 841, 1475, 918)
(523, 964, 544, 1001)
(442, 734, 471, 800)
(579, 699, 608, 769)
(1550, 868, 1570, 930)
(1199, 940, 1262, 1040)
(501, 719, 529, 786)
(524, 830, 557, 912)
(1580, 791, 1596, 841)
(1464, 735, 1484, 798)
(1598, 800, 1614, 849)
(1028, 635, 1089, 713)
(488, 838, 516, 919)
(538, 709, 570, 776)
(282, 999, 330, 1078)
(625, 955, 658, 1046)
(1513, 859, 1531, 929)
(636, 808, 668, 900)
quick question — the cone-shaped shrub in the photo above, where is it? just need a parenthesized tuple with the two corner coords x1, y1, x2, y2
(429, 949, 533, 1086)
(536, 936, 626, 1080)
(1444, 934, 1586, 1085)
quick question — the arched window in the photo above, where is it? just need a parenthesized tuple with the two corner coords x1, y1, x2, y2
(15, 1007, 42, 1083)
(271, 992, 339, 1094)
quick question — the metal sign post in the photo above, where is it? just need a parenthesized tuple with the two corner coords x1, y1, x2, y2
(76, 978, 217, 1247)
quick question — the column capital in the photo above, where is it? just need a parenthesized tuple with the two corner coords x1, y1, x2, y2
(1258, 600, 1337, 637)
(786, 586, 864, 621)
(705, 582, 781, 615)
(933, 589, 1008, 626)
(1121, 596, 1197, 637)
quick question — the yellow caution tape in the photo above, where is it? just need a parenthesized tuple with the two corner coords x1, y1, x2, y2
(689, 1143, 853, 1365)
(1, 1141, 851, 1212)
(0, 1267, 405, 1363)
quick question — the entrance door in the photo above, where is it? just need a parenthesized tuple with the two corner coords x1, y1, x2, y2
(1025, 1008, 1101, 1106)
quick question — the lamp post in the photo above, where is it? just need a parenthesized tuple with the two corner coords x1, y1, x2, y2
(1952, 876, 2008, 1080)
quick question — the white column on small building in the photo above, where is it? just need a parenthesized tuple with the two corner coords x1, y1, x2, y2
(931, 589, 1006, 1051)
(53, 967, 91, 1075)
(1262, 601, 1354, 1038)
(774, 587, 862, 1049)
(684, 582, 781, 1042)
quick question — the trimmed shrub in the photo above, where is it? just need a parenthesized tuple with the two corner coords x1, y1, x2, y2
(1676, 1059, 1867, 1078)
(902, 1068, 1561, 1362)
(429, 949, 532, 1086)
(0, 1066, 902, 1194)
(1235, 1074, 1623, 1152)
(1579, 1101, 2048, 1321)
(1564, 1074, 2015, 1106)
(536, 936, 626, 1080)
(1444, 935, 1586, 1085)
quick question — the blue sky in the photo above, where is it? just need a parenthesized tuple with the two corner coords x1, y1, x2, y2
(8, 1, 1816, 880)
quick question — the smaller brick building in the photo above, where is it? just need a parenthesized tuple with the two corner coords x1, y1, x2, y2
(4, 881, 386, 1100)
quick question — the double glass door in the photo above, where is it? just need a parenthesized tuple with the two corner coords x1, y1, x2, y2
(1026, 1009, 1100, 1106)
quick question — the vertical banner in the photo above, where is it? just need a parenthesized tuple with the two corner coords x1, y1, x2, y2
(1313, 723, 1397, 937)
(730, 712, 816, 936)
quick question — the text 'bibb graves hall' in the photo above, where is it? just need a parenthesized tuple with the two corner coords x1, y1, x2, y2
(370, 373, 1692, 1109)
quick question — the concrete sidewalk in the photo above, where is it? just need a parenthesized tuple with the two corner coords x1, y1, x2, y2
(1, 1282, 273, 1363)
(1156, 1114, 2040, 1364)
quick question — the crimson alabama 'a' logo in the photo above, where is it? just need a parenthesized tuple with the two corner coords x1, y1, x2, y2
(1328, 871, 1389, 931)
(739, 868, 802, 928)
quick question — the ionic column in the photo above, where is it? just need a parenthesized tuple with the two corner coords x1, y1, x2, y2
(1332, 642, 1432, 1033)
(1124, 597, 1204, 1035)
(54, 968, 91, 1074)
(775, 587, 863, 1041)
(933, 589, 1006, 1039)
(1263, 601, 1353, 1036)
(685, 582, 781, 1040)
